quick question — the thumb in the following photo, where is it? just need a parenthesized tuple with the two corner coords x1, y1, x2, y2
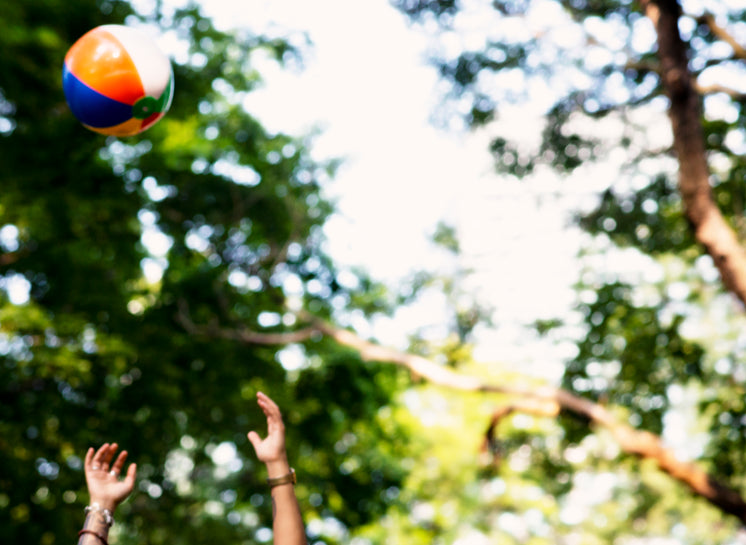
(247, 431, 262, 450)
(124, 463, 137, 489)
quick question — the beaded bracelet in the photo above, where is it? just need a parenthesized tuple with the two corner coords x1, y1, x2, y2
(84, 502, 115, 527)
(78, 528, 109, 545)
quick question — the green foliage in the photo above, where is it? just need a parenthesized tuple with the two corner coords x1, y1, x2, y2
(577, 174, 695, 255)
(700, 376, 746, 489)
(565, 281, 705, 436)
(0, 1, 402, 543)
(431, 221, 460, 254)
(291, 354, 410, 532)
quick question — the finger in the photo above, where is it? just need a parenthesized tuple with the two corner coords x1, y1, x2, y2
(92, 443, 110, 470)
(257, 391, 279, 411)
(102, 443, 120, 469)
(257, 392, 282, 420)
(110, 450, 129, 476)
(263, 411, 284, 436)
(84, 447, 94, 470)
(123, 463, 137, 491)
(247, 430, 263, 450)
(93, 443, 109, 463)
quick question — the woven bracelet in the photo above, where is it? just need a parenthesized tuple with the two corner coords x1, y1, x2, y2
(78, 528, 109, 545)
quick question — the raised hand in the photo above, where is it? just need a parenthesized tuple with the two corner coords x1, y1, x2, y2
(247, 392, 287, 466)
(246, 392, 307, 545)
(84, 443, 137, 512)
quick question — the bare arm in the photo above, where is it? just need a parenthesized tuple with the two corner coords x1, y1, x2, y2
(78, 443, 137, 545)
(248, 392, 307, 545)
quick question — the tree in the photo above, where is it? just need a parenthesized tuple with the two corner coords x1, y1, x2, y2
(376, 0, 746, 540)
(1, 1, 405, 543)
(4, 0, 746, 544)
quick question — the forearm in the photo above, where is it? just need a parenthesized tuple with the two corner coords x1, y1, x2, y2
(266, 459, 306, 545)
(271, 485, 306, 545)
(78, 504, 114, 545)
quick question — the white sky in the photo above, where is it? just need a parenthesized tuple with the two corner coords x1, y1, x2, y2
(196, 0, 593, 370)
(223, 0, 486, 279)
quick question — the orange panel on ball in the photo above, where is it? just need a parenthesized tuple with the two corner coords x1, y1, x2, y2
(64, 27, 144, 105)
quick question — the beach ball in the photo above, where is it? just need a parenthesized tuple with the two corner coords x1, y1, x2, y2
(62, 25, 174, 136)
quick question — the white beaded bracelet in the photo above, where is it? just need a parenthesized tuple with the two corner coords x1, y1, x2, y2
(85, 502, 115, 527)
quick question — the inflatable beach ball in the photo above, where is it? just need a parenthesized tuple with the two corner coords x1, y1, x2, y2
(62, 25, 174, 136)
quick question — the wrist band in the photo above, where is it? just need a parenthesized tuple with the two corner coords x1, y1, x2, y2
(267, 468, 296, 488)
(78, 529, 109, 545)
(85, 503, 114, 527)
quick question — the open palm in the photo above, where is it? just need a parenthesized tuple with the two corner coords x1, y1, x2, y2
(84, 443, 137, 511)
(247, 392, 287, 463)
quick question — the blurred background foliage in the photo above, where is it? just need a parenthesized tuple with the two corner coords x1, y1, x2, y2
(2, 0, 746, 544)
(1, 0, 406, 543)
(387, 0, 746, 542)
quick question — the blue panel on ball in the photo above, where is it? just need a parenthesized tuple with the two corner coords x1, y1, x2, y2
(62, 65, 133, 128)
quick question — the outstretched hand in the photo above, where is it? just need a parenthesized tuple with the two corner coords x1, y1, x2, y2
(247, 392, 287, 465)
(84, 443, 137, 512)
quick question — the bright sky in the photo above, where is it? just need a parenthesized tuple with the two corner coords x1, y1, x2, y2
(216, 0, 485, 278)
(194, 0, 592, 372)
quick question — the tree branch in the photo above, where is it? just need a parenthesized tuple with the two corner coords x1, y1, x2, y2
(697, 12, 746, 60)
(640, 0, 746, 308)
(175, 299, 319, 345)
(319, 317, 746, 523)
(694, 82, 746, 102)
(176, 309, 746, 524)
(623, 60, 746, 101)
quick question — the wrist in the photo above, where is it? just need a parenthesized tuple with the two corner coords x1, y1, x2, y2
(88, 498, 118, 514)
(85, 501, 116, 529)
(264, 456, 291, 479)
(267, 467, 296, 488)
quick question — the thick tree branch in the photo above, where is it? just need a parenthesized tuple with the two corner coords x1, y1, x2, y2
(641, 0, 746, 308)
(177, 310, 746, 524)
(316, 318, 746, 523)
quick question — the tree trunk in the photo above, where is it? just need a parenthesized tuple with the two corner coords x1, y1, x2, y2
(641, 0, 746, 306)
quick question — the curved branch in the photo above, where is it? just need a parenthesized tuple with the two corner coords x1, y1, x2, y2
(316, 318, 746, 523)
(176, 308, 746, 524)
